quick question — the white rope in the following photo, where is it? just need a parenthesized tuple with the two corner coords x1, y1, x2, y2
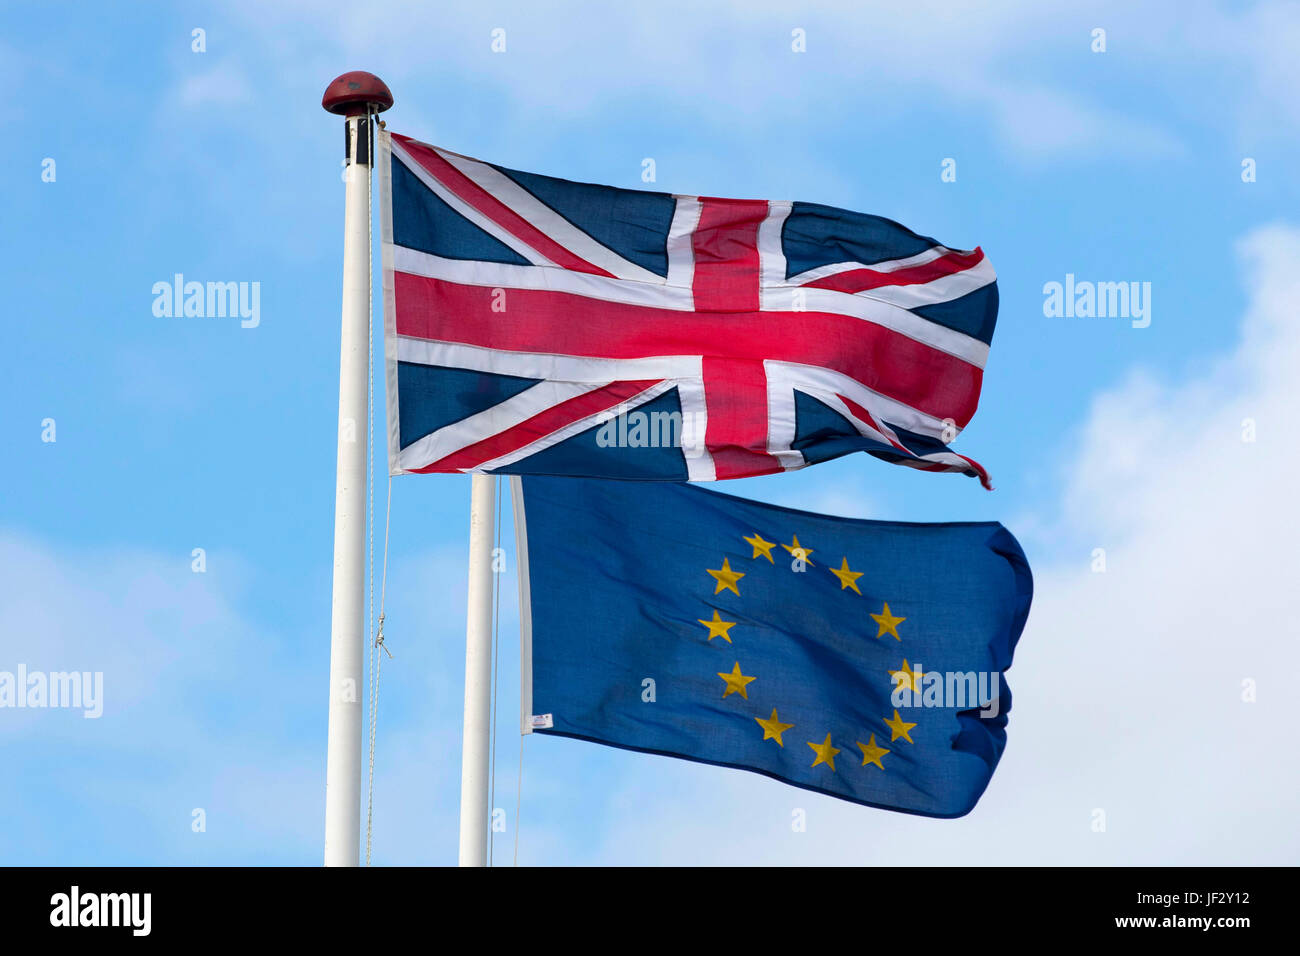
(509, 478, 524, 867)
(363, 112, 394, 867)
(365, 479, 392, 866)
(364, 113, 376, 866)
(366, 113, 375, 695)
(513, 732, 524, 866)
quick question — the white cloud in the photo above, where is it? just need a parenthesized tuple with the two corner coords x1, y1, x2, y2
(980, 82, 1184, 160)
(216, 0, 1300, 162)
(174, 60, 254, 110)
(218, 0, 1191, 161)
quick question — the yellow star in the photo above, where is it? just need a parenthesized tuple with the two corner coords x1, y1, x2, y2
(717, 662, 756, 700)
(696, 609, 737, 643)
(807, 733, 840, 771)
(829, 557, 864, 595)
(870, 601, 906, 640)
(743, 532, 777, 563)
(889, 659, 922, 694)
(755, 708, 794, 746)
(857, 733, 890, 769)
(884, 709, 917, 744)
(706, 557, 745, 595)
(782, 534, 815, 566)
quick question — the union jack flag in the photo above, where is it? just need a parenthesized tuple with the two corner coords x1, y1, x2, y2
(381, 131, 998, 486)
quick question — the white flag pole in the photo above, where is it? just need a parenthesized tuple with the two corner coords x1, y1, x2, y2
(459, 473, 496, 866)
(321, 72, 393, 867)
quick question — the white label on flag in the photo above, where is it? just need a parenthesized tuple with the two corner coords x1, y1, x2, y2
(530, 714, 554, 729)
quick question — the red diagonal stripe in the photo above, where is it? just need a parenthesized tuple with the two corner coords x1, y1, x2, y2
(836, 393, 910, 453)
(949, 453, 991, 490)
(393, 134, 616, 279)
(840, 393, 991, 489)
(802, 248, 985, 295)
(409, 379, 662, 474)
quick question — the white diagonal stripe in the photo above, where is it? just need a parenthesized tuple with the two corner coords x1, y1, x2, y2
(861, 256, 996, 310)
(397, 379, 605, 472)
(760, 285, 990, 367)
(784, 245, 956, 286)
(434, 147, 667, 285)
(764, 360, 961, 443)
(474, 380, 680, 473)
(391, 140, 554, 267)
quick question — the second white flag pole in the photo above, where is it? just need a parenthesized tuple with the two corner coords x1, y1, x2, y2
(459, 474, 496, 866)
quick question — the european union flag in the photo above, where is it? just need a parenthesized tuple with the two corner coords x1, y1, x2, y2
(513, 476, 1033, 818)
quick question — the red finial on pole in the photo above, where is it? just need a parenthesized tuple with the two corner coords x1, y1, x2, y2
(322, 71, 394, 116)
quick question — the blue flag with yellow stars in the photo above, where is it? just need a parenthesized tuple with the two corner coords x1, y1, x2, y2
(513, 475, 1033, 818)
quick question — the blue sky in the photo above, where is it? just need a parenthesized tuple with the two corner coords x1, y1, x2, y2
(2, 0, 1298, 864)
